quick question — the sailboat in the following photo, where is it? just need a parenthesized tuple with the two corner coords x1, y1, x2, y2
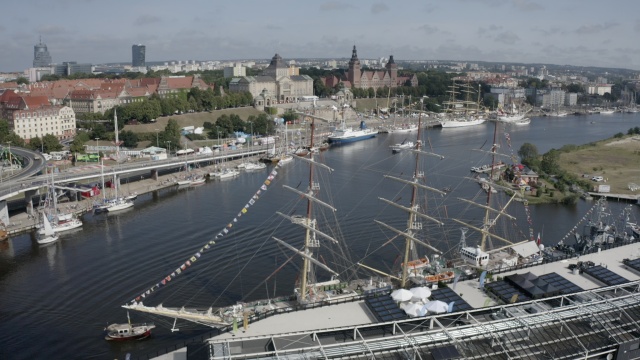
(209, 148, 240, 179)
(105, 172, 134, 212)
(38, 171, 82, 234)
(37, 213, 59, 245)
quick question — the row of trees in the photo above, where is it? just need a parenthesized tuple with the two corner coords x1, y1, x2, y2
(201, 113, 276, 139)
(78, 89, 254, 127)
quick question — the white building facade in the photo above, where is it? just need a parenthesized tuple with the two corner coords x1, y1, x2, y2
(9, 105, 76, 141)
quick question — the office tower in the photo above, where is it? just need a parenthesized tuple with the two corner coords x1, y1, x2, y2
(132, 44, 146, 67)
(33, 37, 52, 67)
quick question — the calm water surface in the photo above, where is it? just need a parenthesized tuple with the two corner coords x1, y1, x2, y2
(1, 113, 639, 359)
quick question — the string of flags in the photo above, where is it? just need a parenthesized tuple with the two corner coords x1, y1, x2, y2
(505, 132, 536, 242)
(130, 166, 281, 304)
(557, 204, 597, 243)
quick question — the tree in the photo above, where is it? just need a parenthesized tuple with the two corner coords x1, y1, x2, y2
(70, 132, 90, 154)
(517, 143, 539, 165)
(29, 137, 43, 152)
(163, 119, 182, 149)
(90, 123, 108, 140)
(215, 114, 234, 137)
(42, 134, 63, 153)
(119, 130, 138, 148)
(15, 77, 29, 85)
(540, 149, 560, 175)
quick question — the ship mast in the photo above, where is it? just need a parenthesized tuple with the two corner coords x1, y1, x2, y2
(452, 122, 527, 255)
(377, 100, 445, 288)
(480, 122, 499, 251)
(277, 118, 337, 302)
(114, 108, 120, 161)
(299, 117, 316, 299)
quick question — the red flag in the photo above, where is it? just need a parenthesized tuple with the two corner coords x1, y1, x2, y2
(537, 233, 541, 245)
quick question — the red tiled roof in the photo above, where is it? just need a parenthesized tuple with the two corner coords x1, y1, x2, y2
(22, 95, 51, 109)
(165, 76, 194, 89)
(0, 89, 19, 104)
(69, 89, 94, 100)
(0, 82, 19, 90)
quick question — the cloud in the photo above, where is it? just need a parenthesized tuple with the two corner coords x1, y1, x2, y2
(0, 25, 5, 32)
(371, 3, 388, 14)
(455, 0, 502, 7)
(417, 24, 439, 35)
(635, 20, 640, 32)
(266, 24, 283, 30)
(478, 25, 502, 35)
(319, 1, 353, 11)
(575, 22, 619, 35)
(36, 25, 67, 35)
(135, 15, 162, 26)
(532, 26, 566, 36)
(511, 0, 543, 11)
(494, 31, 520, 45)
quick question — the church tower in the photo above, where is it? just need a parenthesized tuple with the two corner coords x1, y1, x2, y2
(347, 45, 361, 88)
(385, 55, 398, 86)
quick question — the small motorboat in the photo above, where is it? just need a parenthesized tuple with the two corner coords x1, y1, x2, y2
(389, 140, 415, 153)
(105, 313, 155, 341)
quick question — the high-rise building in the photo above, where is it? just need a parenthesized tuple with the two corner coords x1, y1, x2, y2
(33, 37, 52, 67)
(132, 44, 146, 67)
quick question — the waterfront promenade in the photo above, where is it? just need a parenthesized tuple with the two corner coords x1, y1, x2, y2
(4, 156, 250, 237)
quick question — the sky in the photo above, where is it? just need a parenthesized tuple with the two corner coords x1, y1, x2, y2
(2, 0, 640, 72)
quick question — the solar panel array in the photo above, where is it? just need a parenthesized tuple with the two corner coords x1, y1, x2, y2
(583, 265, 629, 286)
(538, 272, 583, 294)
(624, 258, 640, 273)
(430, 287, 473, 312)
(365, 295, 407, 322)
(485, 280, 531, 303)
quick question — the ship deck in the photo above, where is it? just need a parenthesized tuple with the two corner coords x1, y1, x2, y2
(196, 241, 640, 360)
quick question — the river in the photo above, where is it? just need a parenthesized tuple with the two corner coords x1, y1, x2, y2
(1, 113, 639, 360)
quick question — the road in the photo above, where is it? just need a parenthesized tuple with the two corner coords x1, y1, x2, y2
(0, 146, 267, 201)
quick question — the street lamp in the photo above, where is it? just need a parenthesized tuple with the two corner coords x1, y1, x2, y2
(155, 129, 159, 147)
(165, 140, 171, 157)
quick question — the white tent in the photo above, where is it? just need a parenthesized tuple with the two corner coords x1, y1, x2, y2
(402, 302, 425, 317)
(391, 288, 413, 302)
(409, 287, 432, 302)
(423, 300, 449, 314)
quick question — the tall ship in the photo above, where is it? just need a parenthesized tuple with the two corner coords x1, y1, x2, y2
(119, 119, 640, 360)
(496, 102, 531, 123)
(440, 80, 487, 128)
(124, 117, 391, 328)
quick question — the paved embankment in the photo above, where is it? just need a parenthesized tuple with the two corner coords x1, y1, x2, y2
(5, 157, 251, 236)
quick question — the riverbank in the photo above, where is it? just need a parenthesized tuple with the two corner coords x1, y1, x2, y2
(4, 156, 253, 236)
(557, 134, 640, 196)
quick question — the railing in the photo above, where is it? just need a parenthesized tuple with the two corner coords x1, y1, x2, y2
(0, 147, 268, 201)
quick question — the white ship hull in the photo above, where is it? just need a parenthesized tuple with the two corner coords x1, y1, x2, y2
(440, 118, 486, 128)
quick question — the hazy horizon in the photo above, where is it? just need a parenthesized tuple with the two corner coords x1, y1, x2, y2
(1, 0, 639, 72)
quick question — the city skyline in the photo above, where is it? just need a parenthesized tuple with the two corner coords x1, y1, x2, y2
(1, 0, 639, 72)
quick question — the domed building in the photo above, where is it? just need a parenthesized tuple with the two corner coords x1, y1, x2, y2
(229, 53, 314, 105)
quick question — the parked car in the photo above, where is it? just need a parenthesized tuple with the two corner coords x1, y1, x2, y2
(591, 176, 604, 182)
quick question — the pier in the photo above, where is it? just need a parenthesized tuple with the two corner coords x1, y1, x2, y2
(2, 149, 266, 237)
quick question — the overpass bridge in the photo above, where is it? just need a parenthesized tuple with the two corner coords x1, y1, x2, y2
(0, 147, 268, 225)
